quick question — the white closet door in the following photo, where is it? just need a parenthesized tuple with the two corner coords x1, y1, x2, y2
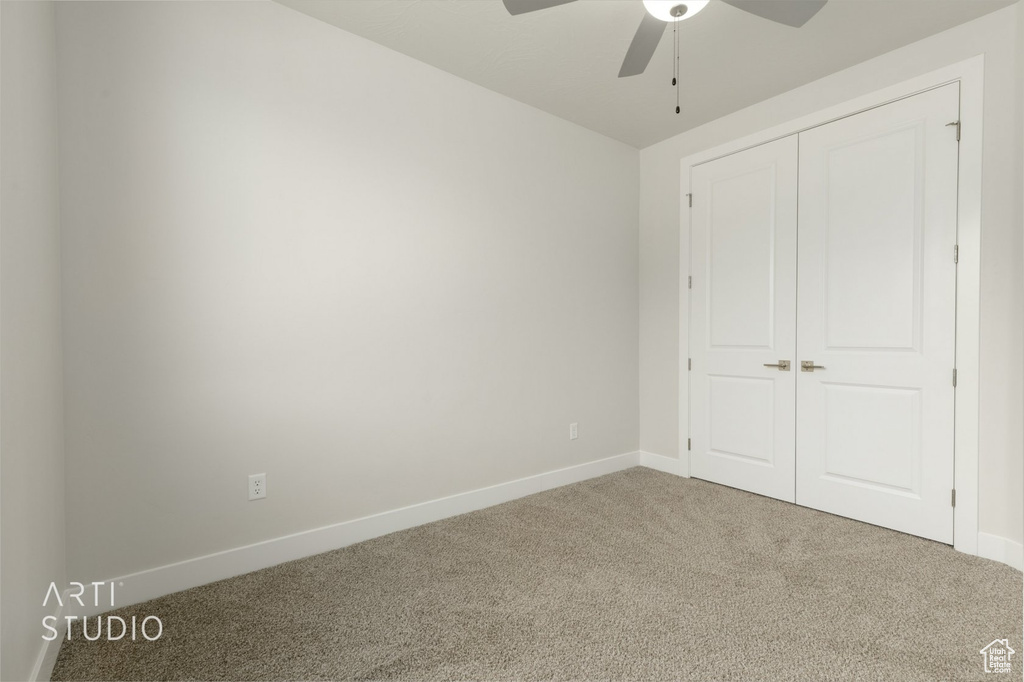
(795, 84, 959, 543)
(690, 136, 798, 502)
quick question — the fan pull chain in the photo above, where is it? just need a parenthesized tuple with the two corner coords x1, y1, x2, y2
(674, 22, 681, 114)
(671, 22, 677, 88)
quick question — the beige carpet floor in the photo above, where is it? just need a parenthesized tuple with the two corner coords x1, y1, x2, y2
(53, 467, 1022, 681)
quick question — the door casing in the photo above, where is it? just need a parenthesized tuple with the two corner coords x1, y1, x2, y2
(677, 56, 984, 557)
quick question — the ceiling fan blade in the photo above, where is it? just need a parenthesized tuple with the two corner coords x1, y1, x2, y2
(618, 13, 667, 78)
(501, 0, 577, 16)
(720, 0, 827, 27)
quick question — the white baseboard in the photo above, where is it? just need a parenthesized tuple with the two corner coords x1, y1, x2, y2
(30, 596, 64, 682)
(638, 451, 686, 476)
(70, 451, 641, 620)
(977, 532, 1024, 571)
(38, 451, 1017, 679)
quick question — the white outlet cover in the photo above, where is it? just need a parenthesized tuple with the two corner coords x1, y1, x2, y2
(569, 423, 578, 440)
(248, 473, 267, 501)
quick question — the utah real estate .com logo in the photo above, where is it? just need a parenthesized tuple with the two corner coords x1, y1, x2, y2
(979, 639, 1015, 674)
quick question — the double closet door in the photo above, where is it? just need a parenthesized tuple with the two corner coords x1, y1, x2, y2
(688, 84, 960, 544)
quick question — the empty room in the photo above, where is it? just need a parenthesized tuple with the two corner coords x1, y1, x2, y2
(2, 0, 1023, 679)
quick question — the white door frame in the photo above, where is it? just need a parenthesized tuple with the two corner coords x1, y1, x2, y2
(678, 55, 984, 556)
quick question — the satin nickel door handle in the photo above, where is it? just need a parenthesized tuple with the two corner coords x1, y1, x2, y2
(763, 360, 791, 371)
(801, 361, 826, 372)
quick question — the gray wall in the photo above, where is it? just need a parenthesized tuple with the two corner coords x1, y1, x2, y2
(0, 2, 66, 679)
(55, 1, 640, 582)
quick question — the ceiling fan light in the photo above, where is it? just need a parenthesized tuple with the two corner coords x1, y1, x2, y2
(642, 0, 709, 23)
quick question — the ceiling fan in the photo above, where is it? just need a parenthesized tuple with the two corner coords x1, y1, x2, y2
(501, 0, 828, 77)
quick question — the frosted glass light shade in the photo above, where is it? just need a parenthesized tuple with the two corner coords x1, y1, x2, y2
(642, 0, 709, 22)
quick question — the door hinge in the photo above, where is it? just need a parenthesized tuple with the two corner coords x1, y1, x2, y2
(953, 244, 959, 264)
(688, 275, 692, 290)
(952, 368, 957, 387)
(686, 193, 692, 208)
(951, 489, 956, 507)
(946, 120, 961, 142)
(688, 358, 692, 371)
(687, 438, 691, 451)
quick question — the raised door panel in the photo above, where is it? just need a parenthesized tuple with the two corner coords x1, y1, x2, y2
(707, 167, 775, 350)
(822, 125, 921, 351)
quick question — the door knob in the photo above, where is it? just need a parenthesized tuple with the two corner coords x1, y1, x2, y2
(763, 360, 791, 371)
(801, 361, 826, 372)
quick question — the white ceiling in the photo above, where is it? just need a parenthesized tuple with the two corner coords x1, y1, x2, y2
(275, 0, 1012, 148)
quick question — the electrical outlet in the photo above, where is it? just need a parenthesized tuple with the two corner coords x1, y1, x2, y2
(569, 423, 578, 440)
(248, 473, 267, 501)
